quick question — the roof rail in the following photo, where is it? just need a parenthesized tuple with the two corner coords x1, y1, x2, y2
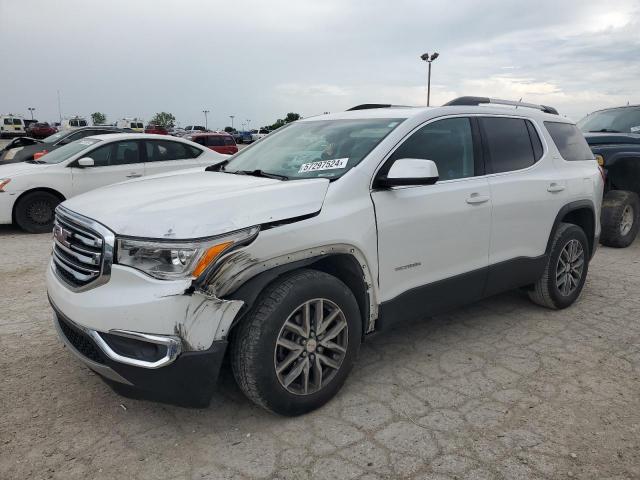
(347, 104, 393, 111)
(346, 103, 414, 111)
(444, 96, 558, 115)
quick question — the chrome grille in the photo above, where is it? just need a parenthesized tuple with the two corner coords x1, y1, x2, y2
(52, 207, 114, 291)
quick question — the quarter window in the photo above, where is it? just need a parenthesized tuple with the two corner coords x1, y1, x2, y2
(480, 117, 536, 173)
(544, 122, 594, 161)
(388, 117, 476, 181)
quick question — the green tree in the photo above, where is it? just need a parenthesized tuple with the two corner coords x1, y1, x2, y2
(284, 112, 301, 123)
(91, 112, 107, 125)
(224, 126, 235, 133)
(267, 112, 301, 131)
(150, 112, 176, 127)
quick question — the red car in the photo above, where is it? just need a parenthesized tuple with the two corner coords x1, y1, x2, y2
(186, 132, 238, 155)
(26, 122, 57, 139)
(144, 123, 169, 135)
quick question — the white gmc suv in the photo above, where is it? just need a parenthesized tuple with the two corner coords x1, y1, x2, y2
(46, 97, 604, 415)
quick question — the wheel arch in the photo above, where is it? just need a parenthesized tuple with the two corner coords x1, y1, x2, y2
(223, 251, 375, 340)
(547, 200, 596, 258)
(12, 187, 66, 222)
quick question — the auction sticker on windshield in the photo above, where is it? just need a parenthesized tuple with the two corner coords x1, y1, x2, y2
(299, 158, 348, 173)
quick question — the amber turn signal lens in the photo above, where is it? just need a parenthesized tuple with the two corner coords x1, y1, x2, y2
(595, 154, 604, 166)
(192, 241, 233, 277)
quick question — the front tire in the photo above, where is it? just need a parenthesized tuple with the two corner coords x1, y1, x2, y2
(600, 190, 639, 248)
(14, 191, 60, 233)
(528, 223, 589, 309)
(230, 269, 362, 416)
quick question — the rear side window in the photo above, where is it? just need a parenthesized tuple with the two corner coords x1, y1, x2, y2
(480, 117, 537, 173)
(206, 136, 224, 147)
(3, 119, 10, 125)
(544, 122, 594, 161)
(146, 140, 202, 161)
(223, 136, 235, 145)
(13, 118, 23, 125)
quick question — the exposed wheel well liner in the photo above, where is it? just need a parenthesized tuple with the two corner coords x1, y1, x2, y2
(12, 187, 66, 222)
(547, 200, 596, 258)
(226, 254, 370, 339)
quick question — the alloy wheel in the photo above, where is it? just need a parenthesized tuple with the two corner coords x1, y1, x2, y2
(620, 205, 634, 236)
(555, 239, 585, 296)
(274, 298, 348, 395)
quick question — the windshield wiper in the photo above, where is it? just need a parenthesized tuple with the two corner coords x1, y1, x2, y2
(232, 169, 289, 181)
(25, 159, 46, 164)
(589, 128, 622, 133)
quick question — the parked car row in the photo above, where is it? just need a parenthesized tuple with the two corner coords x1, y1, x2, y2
(38, 97, 611, 416)
(0, 133, 226, 233)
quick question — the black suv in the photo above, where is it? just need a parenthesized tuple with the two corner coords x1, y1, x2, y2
(0, 126, 127, 164)
(578, 105, 640, 247)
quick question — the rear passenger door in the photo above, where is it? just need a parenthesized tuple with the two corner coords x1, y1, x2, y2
(480, 116, 567, 293)
(143, 140, 205, 175)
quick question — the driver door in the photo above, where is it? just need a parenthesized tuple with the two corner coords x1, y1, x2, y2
(71, 140, 144, 196)
(371, 117, 492, 320)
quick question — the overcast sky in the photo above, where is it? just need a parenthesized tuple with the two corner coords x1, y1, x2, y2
(1, 0, 638, 128)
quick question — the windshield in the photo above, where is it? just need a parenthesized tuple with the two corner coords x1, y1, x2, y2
(224, 118, 404, 180)
(37, 138, 101, 164)
(42, 131, 68, 143)
(578, 107, 640, 134)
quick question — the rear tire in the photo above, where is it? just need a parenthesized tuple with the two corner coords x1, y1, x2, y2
(230, 269, 362, 416)
(528, 223, 589, 309)
(14, 191, 61, 233)
(600, 190, 639, 248)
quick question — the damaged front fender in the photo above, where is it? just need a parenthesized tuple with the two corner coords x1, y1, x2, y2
(176, 290, 244, 351)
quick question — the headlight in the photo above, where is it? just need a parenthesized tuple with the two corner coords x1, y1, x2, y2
(0, 178, 11, 192)
(115, 227, 258, 280)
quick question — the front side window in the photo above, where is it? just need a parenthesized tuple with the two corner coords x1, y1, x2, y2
(3, 119, 11, 125)
(13, 119, 23, 125)
(85, 141, 141, 167)
(387, 117, 476, 181)
(480, 117, 536, 173)
(145, 140, 201, 161)
(79, 120, 88, 127)
(545, 122, 594, 161)
(224, 118, 404, 180)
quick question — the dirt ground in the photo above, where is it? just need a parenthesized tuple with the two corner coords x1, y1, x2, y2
(1, 225, 639, 480)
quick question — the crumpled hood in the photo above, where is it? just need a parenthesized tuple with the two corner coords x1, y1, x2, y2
(62, 169, 330, 239)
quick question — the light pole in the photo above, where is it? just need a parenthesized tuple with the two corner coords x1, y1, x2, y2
(420, 52, 439, 106)
(246, 119, 251, 131)
(27, 107, 36, 120)
(229, 115, 235, 130)
(202, 110, 210, 130)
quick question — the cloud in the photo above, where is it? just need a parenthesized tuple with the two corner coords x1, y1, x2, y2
(0, 0, 638, 126)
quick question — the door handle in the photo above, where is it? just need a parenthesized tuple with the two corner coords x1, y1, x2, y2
(466, 193, 490, 205)
(126, 173, 142, 178)
(547, 183, 565, 193)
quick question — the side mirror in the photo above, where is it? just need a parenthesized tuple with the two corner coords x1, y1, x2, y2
(77, 157, 95, 168)
(375, 158, 439, 188)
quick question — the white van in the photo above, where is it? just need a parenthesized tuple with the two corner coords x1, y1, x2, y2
(61, 117, 89, 131)
(116, 118, 145, 132)
(0, 115, 26, 138)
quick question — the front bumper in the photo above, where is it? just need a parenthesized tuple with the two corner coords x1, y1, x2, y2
(51, 300, 227, 407)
